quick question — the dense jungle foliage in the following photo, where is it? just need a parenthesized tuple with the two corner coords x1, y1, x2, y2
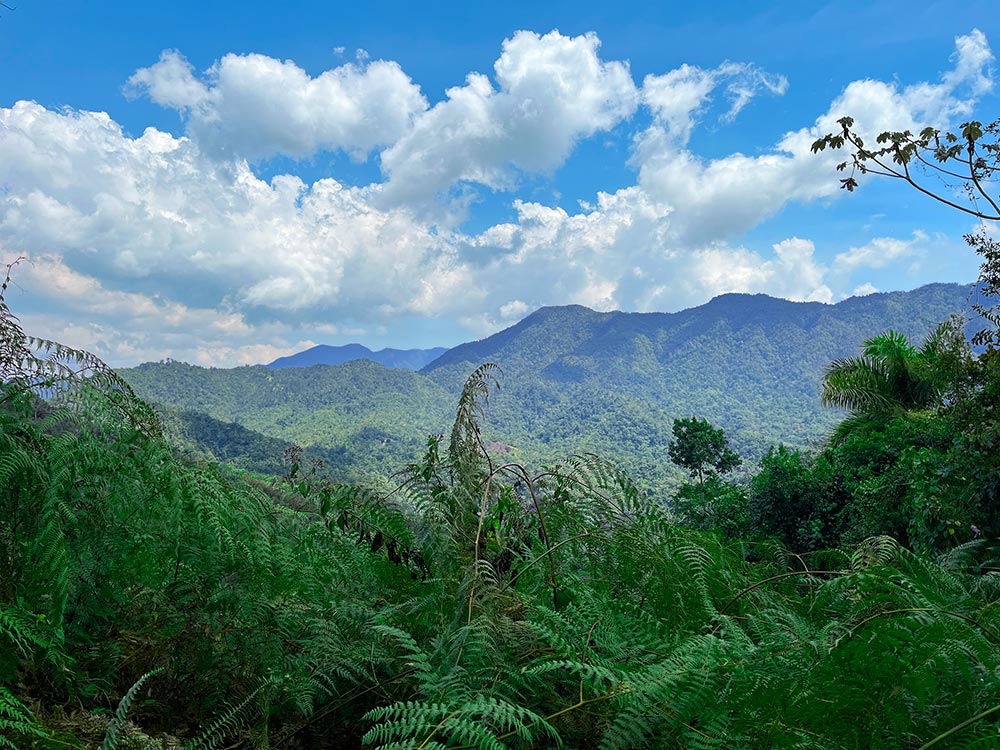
(5, 262, 1000, 749)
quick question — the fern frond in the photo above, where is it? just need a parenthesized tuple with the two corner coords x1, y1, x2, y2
(449, 363, 502, 489)
(98, 668, 162, 750)
(0, 686, 46, 749)
(363, 696, 558, 750)
(183, 680, 269, 750)
(0, 604, 52, 658)
(852, 535, 901, 568)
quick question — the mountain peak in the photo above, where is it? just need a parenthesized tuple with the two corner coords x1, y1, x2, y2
(268, 344, 447, 370)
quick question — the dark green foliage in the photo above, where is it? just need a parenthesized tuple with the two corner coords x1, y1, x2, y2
(747, 322, 1000, 555)
(749, 445, 849, 550)
(938, 343, 1000, 539)
(668, 418, 747, 538)
(673, 476, 749, 537)
(833, 414, 955, 546)
(7, 278, 1000, 748)
(0, 688, 46, 748)
(667, 416, 740, 483)
(821, 326, 944, 430)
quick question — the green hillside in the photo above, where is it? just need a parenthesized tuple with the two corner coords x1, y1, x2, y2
(122, 358, 456, 480)
(121, 283, 978, 490)
(155, 405, 361, 478)
(422, 283, 978, 486)
(7, 303, 1000, 749)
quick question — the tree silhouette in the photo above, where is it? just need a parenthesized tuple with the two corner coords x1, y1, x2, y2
(812, 116, 1000, 343)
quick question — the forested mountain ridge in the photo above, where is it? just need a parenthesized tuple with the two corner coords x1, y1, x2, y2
(121, 283, 979, 489)
(7, 284, 1000, 749)
(268, 343, 448, 370)
(426, 283, 975, 377)
(421, 283, 979, 484)
(122, 358, 455, 481)
(155, 404, 351, 476)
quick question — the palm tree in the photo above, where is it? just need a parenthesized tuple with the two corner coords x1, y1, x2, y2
(821, 327, 943, 419)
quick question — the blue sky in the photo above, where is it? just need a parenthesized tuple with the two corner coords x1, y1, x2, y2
(1, 1, 997, 366)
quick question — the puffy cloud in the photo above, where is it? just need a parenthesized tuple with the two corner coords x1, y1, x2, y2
(641, 62, 787, 145)
(463, 196, 833, 316)
(7, 254, 318, 366)
(499, 300, 530, 320)
(0, 101, 470, 324)
(692, 238, 833, 304)
(0, 30, 992, 365)
(631, 29, 994, 247)
(832, 233, 925, 274)
(640, 65, 717, 146)
(127, 49, 428, 160)
(827, 30, 992, 141)
(129, 32, 640, 208)
(126, 49, 210, 111)
(378, 30, 639, 207)
(944, 28, 994, 97)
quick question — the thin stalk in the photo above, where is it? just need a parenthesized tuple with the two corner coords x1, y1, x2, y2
(915, 702, 1000, 750)
(499, 533, 591, 593)
(718, 570, 846, 615)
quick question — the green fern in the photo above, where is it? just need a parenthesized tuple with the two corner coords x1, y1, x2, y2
(183, 681, 269, 750)
(99, 669, 162, 750)
(448, 363, 502, 491)
(4, 283, 1000, 750)
(0, 686, 46, 749)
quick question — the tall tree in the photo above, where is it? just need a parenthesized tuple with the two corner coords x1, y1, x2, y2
(667, 417, 740, 485)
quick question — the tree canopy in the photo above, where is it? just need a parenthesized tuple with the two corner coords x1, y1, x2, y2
(5, 258, 1000, 748)
(821, 327, 943, 419)
(667, 416, 740, 483)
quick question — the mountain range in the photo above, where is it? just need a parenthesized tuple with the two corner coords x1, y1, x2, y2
(267, 343, 447, 370)
(120, 282, 981, 491)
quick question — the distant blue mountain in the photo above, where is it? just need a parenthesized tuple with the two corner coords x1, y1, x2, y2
(267, 344, 448, 371)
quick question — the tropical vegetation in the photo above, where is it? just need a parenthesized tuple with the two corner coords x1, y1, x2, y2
(4, 244, 1000, 749)
(3, 106, 1000, 750)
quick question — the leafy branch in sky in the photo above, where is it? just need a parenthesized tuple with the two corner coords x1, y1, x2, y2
(812, 115, 1000, 343)
(811, 116, 1000, 219)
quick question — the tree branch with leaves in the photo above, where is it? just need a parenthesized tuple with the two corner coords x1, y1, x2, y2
(811, 116, 1000, 219)
(812, 115, 1000, 343)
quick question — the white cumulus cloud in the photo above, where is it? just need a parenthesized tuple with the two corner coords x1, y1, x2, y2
(127, 49, 428, 161)
(378, 30, 639, 208)
(0, 29, 993, 365)
(833, 233, 926, 274)
(642, 62, 787, 146)
(0, 101, 468, 323)
(631, 29, 994, 248)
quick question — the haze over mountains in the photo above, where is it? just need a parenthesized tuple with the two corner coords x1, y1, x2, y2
(121, 283, 979, 491)
(267, 344, 448, 370)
